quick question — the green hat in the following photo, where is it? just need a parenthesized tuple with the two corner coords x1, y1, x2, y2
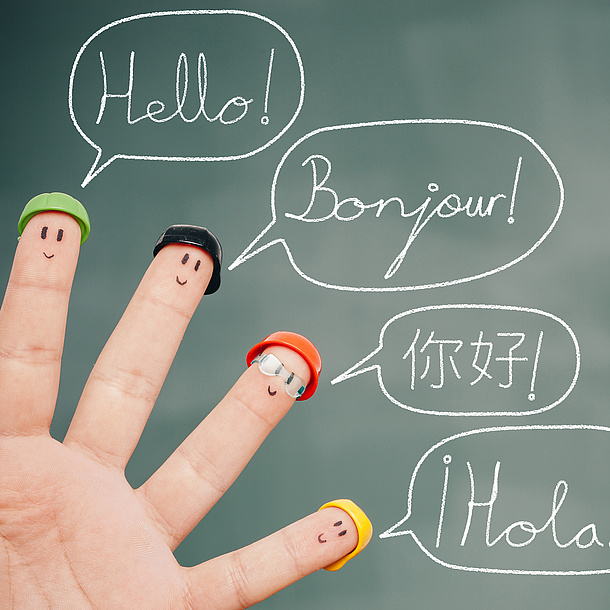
(18, 192, 90, 244)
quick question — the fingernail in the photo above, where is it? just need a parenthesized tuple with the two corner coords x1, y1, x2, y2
(318, 499, 373, 571)
(153, 225, 222, 295)
(18, 192, 91, 244)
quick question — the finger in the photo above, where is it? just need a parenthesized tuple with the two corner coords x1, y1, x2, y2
(137, 345, 311, 550)
(64, 242, 214, 468)
(0, 209, 81, 433)
(185, 504, 370, 609)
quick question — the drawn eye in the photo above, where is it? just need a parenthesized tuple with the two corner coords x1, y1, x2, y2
(181, 253, 189, 265)
(194, 259, 201, 272)
(333, 521, 347, 536)
(317, 520, 349, 544)
(56, 229, 64, 242)
(41, 226, 48, 239)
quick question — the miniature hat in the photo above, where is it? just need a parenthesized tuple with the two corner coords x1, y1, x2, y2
(153, 225, 222, 295)
(18, 192, 91, 244)
(246, 331, 322, 400)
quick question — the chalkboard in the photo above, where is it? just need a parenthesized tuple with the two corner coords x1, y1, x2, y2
(2, 1, 610, 607)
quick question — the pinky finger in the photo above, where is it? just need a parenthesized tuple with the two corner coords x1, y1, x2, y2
(184, 502, 372, 610)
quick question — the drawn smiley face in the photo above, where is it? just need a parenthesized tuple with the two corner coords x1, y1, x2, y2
(153, 225, 222, 295)
(40, 224, 65, 259)
(176, 252, 203, 286)
(317, 519, 349, 544)
(251, 351, 309, 400)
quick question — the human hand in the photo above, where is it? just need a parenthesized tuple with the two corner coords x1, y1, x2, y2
(0, 194, 371, 608)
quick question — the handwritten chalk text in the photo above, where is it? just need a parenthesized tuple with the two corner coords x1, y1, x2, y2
(286, 153, 523, 279)
(96, 50, 254, 127)
(444, 459, 606, 550)
(403, 329, 543, 400)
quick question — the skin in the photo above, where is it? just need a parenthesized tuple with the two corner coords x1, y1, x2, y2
(0, 211, 360, 609)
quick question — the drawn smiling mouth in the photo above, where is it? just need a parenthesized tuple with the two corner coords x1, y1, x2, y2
(43, 252, 54, 259)
(318, 534, 327, 543)
(176, 276, 187, 285)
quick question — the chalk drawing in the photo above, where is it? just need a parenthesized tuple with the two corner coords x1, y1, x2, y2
(69, 10, 304, 186)
(381, 425, 610, 576)
(229, 120, 564, 292)
(331, 304, 580, 416)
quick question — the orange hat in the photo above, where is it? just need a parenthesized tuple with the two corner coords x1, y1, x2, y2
(246, 331, 322, 400)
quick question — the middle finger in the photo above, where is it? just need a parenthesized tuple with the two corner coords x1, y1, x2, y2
(64, 238, 216, 469)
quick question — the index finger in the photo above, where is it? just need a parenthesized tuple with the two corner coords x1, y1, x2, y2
(137, 338, 319, 550)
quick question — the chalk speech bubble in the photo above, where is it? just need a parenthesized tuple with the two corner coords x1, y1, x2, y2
(380, 425, 610, 576)
(69, 10, 304, 187)
(331, 305, 580, 416)
(228, 120, 564, 291)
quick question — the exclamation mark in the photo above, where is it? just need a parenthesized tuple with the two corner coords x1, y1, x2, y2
(508, 156, 523, 225)
(261, 48, 275, 126)
(528, 330, 544, 401)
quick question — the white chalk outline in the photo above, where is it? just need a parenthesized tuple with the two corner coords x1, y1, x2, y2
(68, 10, 305, 187)
(330, 304, 580, 417)
(228, 119, 564, 292)
(380, 424, 610, 576)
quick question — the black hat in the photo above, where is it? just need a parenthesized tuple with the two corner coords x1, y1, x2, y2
(153, 225, 222, 295)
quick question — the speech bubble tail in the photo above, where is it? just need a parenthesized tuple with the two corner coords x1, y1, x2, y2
(379, 515, 413, 539)
(330, 350, 380, 385)
(228, 221, 284, 271)
(81, 148, 119, 188)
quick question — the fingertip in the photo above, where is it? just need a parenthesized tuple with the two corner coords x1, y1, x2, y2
(318, 499, 373, 571)
(150, 242, 215, 299)
(13, 211, 82, 287)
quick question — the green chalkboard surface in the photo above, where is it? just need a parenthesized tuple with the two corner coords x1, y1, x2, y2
(2, 1, 610, 607)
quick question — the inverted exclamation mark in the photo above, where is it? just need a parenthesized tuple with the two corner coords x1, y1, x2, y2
(436, 454, 452, 548)
(261, 48, 275, 126)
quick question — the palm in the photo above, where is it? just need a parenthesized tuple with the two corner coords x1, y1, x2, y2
(1, 435, 184, 607)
